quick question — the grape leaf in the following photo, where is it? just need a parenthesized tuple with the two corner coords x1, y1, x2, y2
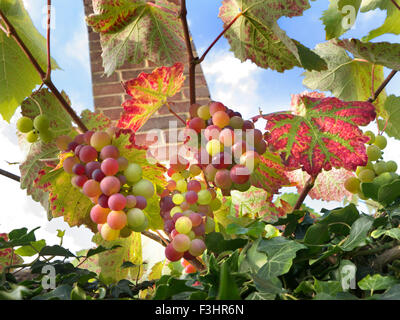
(303, 41, 386, 117)
(287, 168, 355, 202)
(218, 0, 327, 72)
(360, 0, 400, 42)
(0, 234, 24, 272)
(86, 0, 185, 76)
(335, 39, 400, 71)
(80, 109, 111, 131)
(321, 0, 362, 40)
(0, 0, 59, 122)
(378, 95, 400, 140)
(117, 62, 185, 132)
(261, 94, 376, 176)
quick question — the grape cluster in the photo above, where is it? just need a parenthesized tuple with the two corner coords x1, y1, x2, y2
(159, 172, 219, 263)
(17, 115, 54, 143)
(187, 101, 265, 195)
(345, 132, 398, 199)
(56, 129, 155, 241)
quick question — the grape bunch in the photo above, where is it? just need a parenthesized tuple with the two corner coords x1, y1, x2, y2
(186, 101, 265, 195)
(159, 175, 219, 263)
(56, 129, 155, 241)
(17, 114, 54, 143)
(344, 132, 398, 199)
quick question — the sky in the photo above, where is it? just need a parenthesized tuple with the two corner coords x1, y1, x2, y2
(0, 1, 400, 259)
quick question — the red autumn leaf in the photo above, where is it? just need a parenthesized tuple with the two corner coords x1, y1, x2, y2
(256, 93, 376, 177)
(117, 62, 185, 132)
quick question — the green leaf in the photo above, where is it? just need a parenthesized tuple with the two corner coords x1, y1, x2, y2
(40, 245, 76, 258)
(217, 261, 241, 300)
(251, 274, 283, 300)
(80, 109, 112, 131)
(205, 232, 248, 255)
(257, 237, 306, 278)
(321, 0, 361, 39)
(32, 284, 72, 300)
(303, 223, 330, 249)
(153, 276, 199, 300)
(239, 239, 268, 273)
(358, 274, 399, 291)
(86, 0, 185, 76)
(0, 285, 31, 300)
(219, 0, 326, 72)
(149, 261, 164, 281)
(303, 41, 386, 116)
(378, 95, 400, 140)
(14, 239, 46, 257)
(361, 182, 380, 201)
(273, 210, 305, 236)
(0, 0, 59, 121)
(378, 179, 400, 205)
(381, 284, 400, 300)
(337, 259, 357, 291)
(226, 221, 265, 238)
(86, 245, 121, 259)
(0, 227, 39, 249)
(320, 204, 359, 236)
(341, 216, 373, 251)
(70, 285, 87, 300)
(372, 228, 400, 240)
(314, 279, 343, 296)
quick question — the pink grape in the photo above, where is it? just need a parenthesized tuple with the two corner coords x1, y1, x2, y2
(74, 134, 85, 145)
(126, 195, 137, 208)
(63, 156, 79, 174)
(100, 176, 121, 196)
(204, 164, 217, 181)
(209, 101, 226, 115)
(188, 117, 206, 134)
(74, 145, 84, 158)
(107, 210, 127, 230)
(232, 141, 248, 158)
(189, 239, 206, 257)
(108, 193, 127, 211)
(185, 191, 198, 204)
(71, 175, 88, 188)
(101, 158, 119, 176)
(183, 251, 196, 261)
(165, 243, 183, 262)
(230, 164, 250, 184)
(67, 141, 79, 152)
(85, 161, 101, 177)
(79, 145, 98, 163)
(90, 131, 111, 151)
(72, 163, 85, 176)
(100, 145, 119, 160)
(83, 179, 102, 198)
(187, 180, 201, 193)
(172, 212, 184, 223)
(117, 174, 127, 186)
(212, 111, 230, 129)
(192, 224, 205, 236)
(164, 219, 175, 234)
(204, 125, 221, 141)
(214, 169, 233, 190)
(83, 130, 94, 145)
(189, 213, 203, 227)
(212, 152, 232, 169)
(219, 128, 235, 147)
(135, 195, 147, 210)
(90, 204, 110, 224)
(242, 120, 255, 130)
(180, 201, 190, 211)
(92, 169, 105, 182)
(171, 229, 179, 239)
(172, 234, 191, 252)
(98, 194, 109, 208)
(117, 157, 129, 171)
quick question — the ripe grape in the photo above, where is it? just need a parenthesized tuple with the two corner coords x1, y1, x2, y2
(189, 212, 203, 227)
(131, 179, 155, 199)
(197, 105, 211, 120)
(212, 152, 232, 169)
(242, 120, 255, 130)
(188, 239, 206, 257)
(117, 157, 129, 171)
(175, 216, 192, 234)
(85, 161, 101, 177)
(206, 139, 224, 156)
(79, 146, 98, 163)
(67, 141, 79, 152)
(108, 193, 127, 211)
(83, 179, 102, 198)
(71, 175, 88, 188)
(127, 208, 146, 228)
(164, 219, 175, 234)
(212, 111, 230, 128)
(90, 204, 110, 224)
(374, 161, 387, 175)
(90, 131, 112, 151)
(358, 169, 375, 183)
(232, 141, 248, 158)
(366, 145, 382, 162)
(188, 117, 206, 134)
(100, 223, 120, 241)
(187, 180, 202, 193)
(98, 194, 109, 208)
(197, 189, 212, 205)
(172, 234, 191, 252)
(17, 117, 33, 133)
(72, 163, 86, 176)
(26, 130, 38, 143)
(219, 128, 235, 147)
(254, 139, 267, 155)
(214, 169, 233, 189)
(209, 102, 226, 115)
(33, 114, 50, 131)
(204, 164, 217, 181)
(374, 135, 387, 150)
(204, 125, 221, 141)
(117, 174, 127, 185)
(386, 160, 398, 173)
(126, 195, 137, 208)
(240, 151, 260, 172)
(63, 156, 79, 174)
(185, 191, 198, 204)
(189, 164, 202, 177)
(230, 164, 250, 184)
(56, 135, 73, 151)
(124, 163, 142, 183)
(229, 116, 244, 129)
(92, 169, 106, 182)
(100, 145, 119, 160)
(192, 223, 205, 236)
(101, 158, 119, 176)
(344, 177, 360, 194)
(100, 176, 121, 196)
(135, 195, 147, 210)
(107, 210, 127, 230)
(165, 243, 184, 262)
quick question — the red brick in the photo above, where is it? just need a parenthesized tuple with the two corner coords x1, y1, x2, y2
(135, 132, 162, 147)
(183, 86, 210, 100)
(93, 83, 125, 96)
(101, 108, 123, 121)
(89, 41, 102, 52)
(92, 72, 119, 84)
(94, 96, 122, 108)
(119, 60, 147, 70)
(88, 31, 100, 41)
(139, 114, 187, 132)
(121, 70, 146, 81)
(158, 102, 190, 114)
(91, 61, 104, 73)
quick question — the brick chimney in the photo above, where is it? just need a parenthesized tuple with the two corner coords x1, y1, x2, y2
(83, 0, 211, 161)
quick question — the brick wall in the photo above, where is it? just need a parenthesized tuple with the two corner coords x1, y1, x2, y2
(83, 0, 211, 162)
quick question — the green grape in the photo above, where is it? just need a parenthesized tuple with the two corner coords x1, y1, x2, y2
(373, 172, 393, 186)
(364, 130, 375, 144)
(210, 198, 222, 211)
(357, 191, 368, 201)
(358, 169, 375, 183)
(131, 179, 155, 199)
(26, 130, 38, 143)
(344, 177, 360, 194)
(176, 179, 187, 193)
(386, 160, 398, 173)
(17, 117, 33, 133)
(206, 139, 224, 156)
(170, 206, 183, 217)
(374, 135, 387, 150)
(39, 129, 54, 143)
(366, 145, 382, 161)
(33, 114, 50, 131)
(175, 216, 192, 234)
(171, 172, 183, 182)
(124, 163, 142, 183)
(172, 193, 184, 205)
(181, 170, 190, 179)
(197, 189, 212, 205)
(127, 208, 145, 228)
(130, 216, 149, 232)
(197, 105, 211, 120)
(373, 161, 387, 175)
(172, 234, 191, 252)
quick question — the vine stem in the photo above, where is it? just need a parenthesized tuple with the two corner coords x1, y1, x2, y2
(0, 168, 20, 182)
(367, 70, 397, 103)
(391, 0, 400, 11)
(166, 102, 186, 125)
(0, 9, 88, 132)
(45, 0, 51, 81)
(293, 175, 317, 211)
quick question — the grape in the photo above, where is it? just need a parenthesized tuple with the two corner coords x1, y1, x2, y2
(197, 189, 212, 205)
(185, 191, 198, 204)
(83, 179, 102, 198)
(197, 105, 211, 120)
(90, 131, 112, 151)
(97, 224, 103, 233)
(240, 151, 260, 172)
(33, 114, 49, 131)
(204, 125, 221, 141)
(187, 180, 201, 192)
(364, 130, 375, 144)
(39, 129, 54, 145)
(229, 116, 244, 129)
(72, 163, 86, 176)
(192, 224, 205, 236)
(197, 205, 210, 215)
(85, 161, 101, 177)
(165, 243, 184, 262)
(189, 212, 203, 227)
(194, 149, 211, 168)
(164, 219, 175, 234)
(100, 176, 121, 196)
(211, 152, 232, 169)
(219, 128, 235, 147)
(205, 217, 215, 233)
(124, 163, 143, 183)
(374, 172, 393, 186)
(120, 226, 132, 238)
(181, 170, 190, 179)
(180, 201, 190, 211)
(161, 196, 174, 212)
(171, 172, 183, 182)
(71, 175, 88, 188)
(230, 164, 250, 184)
(26, 130, 38, 143)
(131, 179, 155, 199)
(101, 158, 119, 176)
(176, 179, 187, 193)
(374, 135, 387, 150)
(210, 198, 222, 211)
(108, 193, 127, 211)
(167, 180, 177, 191)
(98, 194, 109, 208)
(107, 210, 127, 230)
(172, 234, 191, 252)
(366, 145, 382, 161)
(83, 130, 95, 145)
(135, 195, 147, 209)
(254, 139, 267, 155)
(100, 145, 120, 160)
(373, 161, 387, 175)
(56, 135, 73, 151)
(215, 169, 233, 189)
(204, 164, 217, 181)
(188, 117, 206, 134)
(386, 160, 398, 173)
(172, 212, 183, 222)
(358, 169, 375, 183)
(209, 102, 226, 115)
(242, 120, 255, 130)
(212, 111, 230, 128)
(189, 103, 200, 118)
(67, 141, 79, 152)
(90, 204, 110, 224)
(100, 223, 120, 241)
(117, 174, 127, 186)
(206, 139, 224, 156)
(92, 169, 106, 182)
(63, 156, 79, 174)
(170, 155, 189, 173)
(173, 193, 184, 205)
(126, 195, 137, 208)
(74, 145, 84, 158)
(188, 239, 206, 257)
(232, 141, 248, 159)
(189, 164, 202, 177)
(79, 146, 98, 163)
(117, 157, 129, 172)
(74, 134, 85, 145)
(344, 177, 360, 194)
(17, 117, 33, 133)
(127, 208, 146, 228)
(175, 216, 192, 234)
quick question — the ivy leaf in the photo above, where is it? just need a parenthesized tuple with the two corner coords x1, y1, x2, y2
(219, 0, 327, 72)
(303, 41, 386, 117)
(378, 95, 400, 140)
(14, 239, 46, 257)
(0, 234, 24, 273)
(86, 0, 185, 76)
(358, 274, 399, 291)
(80, 109, 112, 131)
(287, 168, 355, 202)
(262, 94, 376, 176)
(335, 39, 400, 71)
(360, 0, 400, 42)
(117, 62, 185, 132)
(321, 0, 362, 39)
(0, 0, 59, 122)
(340, 216, 373, 251)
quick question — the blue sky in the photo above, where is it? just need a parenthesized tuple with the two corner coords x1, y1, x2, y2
(0, 1, 400, 254)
